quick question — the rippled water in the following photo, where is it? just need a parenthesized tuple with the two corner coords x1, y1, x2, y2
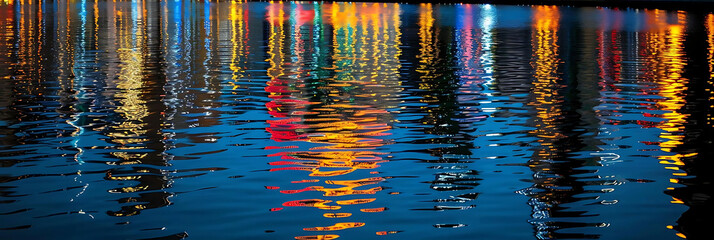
(1, 1, 714, 239)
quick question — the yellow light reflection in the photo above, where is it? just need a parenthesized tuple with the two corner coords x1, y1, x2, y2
(529, 5, 563, 155)
(99, 0, 173, 217)
(264, 2, 401, 237)
(109, 2, 149, 146)
(523, 6, 576, 239)
(640, 10, 691, 239)
(294, 235, 340, 240)
(641, 12, 690, 174)
(416, 3, 437, 91)
(229, 1, 248, 91)
(705, 13, 714, 126)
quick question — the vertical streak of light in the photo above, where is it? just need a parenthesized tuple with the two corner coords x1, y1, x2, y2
(312, 1, 322, 71)
(108, 0, 148, 151)
(655, 16, 691, 223)
(640, 11, 690, 240)
(229, 1, 245, 91)
(530, 5, 561, 140)
(480, 5, 495, 88)
(455, 4, 481, 123)
(526, 6, 564, 239)
(203, 0, 211, 91)
(416, 3, 435, 92)
(266, 2, 285, 85)
(59, 0, 79, 165)
(94, 0, 98, 50)
(653, 14, 689, 165)
(456, 5, 475, 81)
(290, 3, 305, 81)
(69, 0, 90, 165)
(706, 14, 714, 128)
(17, 0, 23, 80)
(36, 0, 42, 71)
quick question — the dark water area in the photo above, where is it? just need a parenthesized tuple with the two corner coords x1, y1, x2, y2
(1, 1, 714, 239)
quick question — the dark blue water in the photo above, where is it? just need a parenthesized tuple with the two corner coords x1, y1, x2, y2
(1, 1, 713, 239)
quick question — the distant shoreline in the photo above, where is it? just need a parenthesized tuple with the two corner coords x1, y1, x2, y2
(311, 0, 714, 11)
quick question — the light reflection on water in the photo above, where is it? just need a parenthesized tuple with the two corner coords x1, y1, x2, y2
(0, 1, 713, 239)
(263, 3, 399, 239)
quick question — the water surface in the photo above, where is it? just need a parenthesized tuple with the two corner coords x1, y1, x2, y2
(1, 1, 714, 239)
